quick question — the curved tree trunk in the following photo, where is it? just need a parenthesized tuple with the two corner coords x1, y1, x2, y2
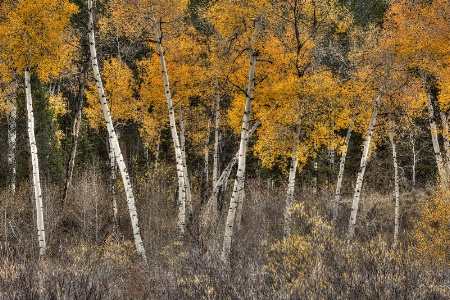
(25, 68, 46, 257)
(150, 15, 187, 238)
(221, 47, 257, 264)
(348, 94, 381, 240)
(421, 73, 446, 179)
(332, 120, 353, 227)
(88, 0, 147, 263)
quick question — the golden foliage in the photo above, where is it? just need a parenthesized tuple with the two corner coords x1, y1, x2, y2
(415, 185, 450, 266)
(85, 57, 138, 130)
(0, 0, 78, 79)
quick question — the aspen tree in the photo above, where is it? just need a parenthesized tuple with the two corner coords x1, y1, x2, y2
(348, 94, 381, 240)
(0, 0, 78, 257)
(87, 0, 147, 263)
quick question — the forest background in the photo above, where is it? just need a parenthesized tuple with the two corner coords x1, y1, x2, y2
(0, 0, 449, 298)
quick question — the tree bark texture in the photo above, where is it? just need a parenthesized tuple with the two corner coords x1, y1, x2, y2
(221, 48, 257, 264)
(25, 69, 46, 257)
(88, 0, 147, 263)
(348, 94, 381, 240)
(150, 14, 187, 238)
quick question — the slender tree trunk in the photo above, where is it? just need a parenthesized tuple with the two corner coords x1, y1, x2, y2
(221, 47, 257, 264)
(284, 127, 300, 237)
(25, 68, 46, 257)
(312, 160, 318, 195)
(88, 0, 147, 263)
(150, 15, 187, 237)
(155, 130, 161, 169)
(63, 68, 87, 203)
(205, 119, 211, 184)
(212, 83, 221, 190)
(7, 78, 17, 194)
(108, 133, 118, 228)
(426, 91, 445, 178)
(439, 112, 450, 171)
(199, 121, 260, 252)
(332, 120, 353, 227)
(389, 131, 400, 248)
(410, 133, 416, 188)
(179, 106, 193, 223)
(348, 94, 381, 240)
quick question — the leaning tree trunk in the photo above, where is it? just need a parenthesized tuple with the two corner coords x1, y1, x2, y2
(439, 112, 450, 172)
(389, 131, 400, 248)
(7, 78, 17, 194)
(25, 68, 46, 257)
(348, 94, 381, 240)
(332, 120, 353, 227)
(88, 0, 147, 263)
(150, 15, 187, 237)
(200, 121, 261, 253)
(284, 127, 300, 238)
(63, 68, 86, 203)
(422, 73, 446, 179)
(221, 47, 257, 264)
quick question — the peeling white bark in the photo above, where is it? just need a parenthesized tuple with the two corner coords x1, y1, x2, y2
(348, 94, 381, 240)
(221, 48, 257, 264)
(88, 0, 147, 263)
(25, 69, 46, 257)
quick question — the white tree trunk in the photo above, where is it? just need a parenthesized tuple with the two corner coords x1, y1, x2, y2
(212, 84, 221, 190)
(332, 120, 353, 227)
(7, 78, 17, 194)
(389, 131, 400, 248)
(88, 0, 147, 263)
(410, 133, 416, 188)
(284, 127, 300, 237)
(205, 119, 211, 184)
(312, 160, 318, 195)
(108, 133, 118, 227)
(150, 15, 187, 237)
(348, 94, 381, 240)
(439, 112, 450, 172)
(25, 69, 46, 257)
(179, 106, 193, 223)
(221, 48, 256, 264)
(424, 79, 445, 178)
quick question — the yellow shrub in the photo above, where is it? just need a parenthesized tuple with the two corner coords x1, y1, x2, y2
(415, 185, 450, 266)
